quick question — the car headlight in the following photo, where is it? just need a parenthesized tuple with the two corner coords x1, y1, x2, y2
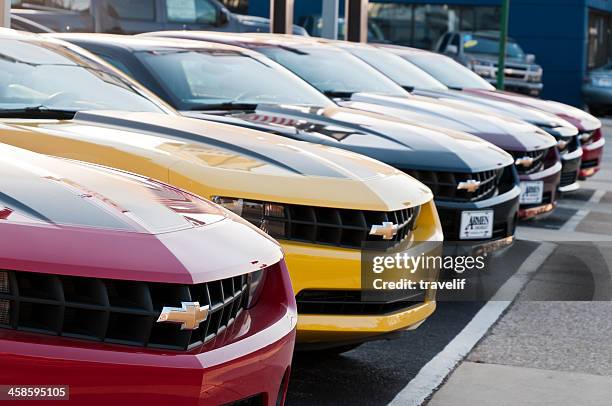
(470, 60, 495, 77)
(246, 268, 267, 309)
(212, 197, 288, 238)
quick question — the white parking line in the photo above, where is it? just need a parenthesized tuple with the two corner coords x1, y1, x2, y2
(560, 188, 606, 232)
(387, 243, 556, 406)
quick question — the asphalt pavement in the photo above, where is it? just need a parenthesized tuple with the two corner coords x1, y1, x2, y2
(285, 118, 612, 406)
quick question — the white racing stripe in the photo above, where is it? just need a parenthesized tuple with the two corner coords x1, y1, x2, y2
(387, 242, 556, 406)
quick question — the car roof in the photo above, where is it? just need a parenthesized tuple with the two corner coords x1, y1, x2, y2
(142, 30, 331, 50)
(48, 32, 257, 55)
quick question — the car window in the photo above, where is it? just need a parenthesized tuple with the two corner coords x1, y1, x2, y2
(107, 0, 155, 21)
(462, 34, 525, 59)
(258, 46, 408, 97)
(347, 47, 447, 91)
(404, 53, 495, 90)
(14, 0, 90, 12)
(166, 0, 218, 24)
(0, 39, 166, 113)
(135, 49, 335, 109)
(96, 53, 135, 77)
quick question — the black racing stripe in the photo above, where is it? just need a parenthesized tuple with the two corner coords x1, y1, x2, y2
(74, 111, 349, 179)
(0, 176, 135, 231)
(0, 191, 52, 223)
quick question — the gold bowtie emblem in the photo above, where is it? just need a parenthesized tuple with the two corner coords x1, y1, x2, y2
(515, 156, 534, 167)
(157, 302, 209, 330)
(457, 179, 481, 193)
(369, 222, 398, 240)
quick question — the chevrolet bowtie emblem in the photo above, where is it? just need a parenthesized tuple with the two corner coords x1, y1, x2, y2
(515, 156, 534, 167)
(556, 139, 568, 150)
(369, 221, 398, 240)
(157, 302, 209, 330)
(457, 179, 481, 193)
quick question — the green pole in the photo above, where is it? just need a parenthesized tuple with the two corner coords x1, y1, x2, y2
(497, 0, 510, 90)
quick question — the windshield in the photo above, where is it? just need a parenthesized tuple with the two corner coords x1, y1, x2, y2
(0, 38, 165, 113)
(463, 35, 525, 59)
(136, 49, 334, 109)
(403, 53, 495, 90)
(258, 45, 408, 97)
(346, 46, 447, 91)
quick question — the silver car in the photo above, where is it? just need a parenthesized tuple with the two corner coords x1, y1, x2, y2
(583, 62, 612, 116)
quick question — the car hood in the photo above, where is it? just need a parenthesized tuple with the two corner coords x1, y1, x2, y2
(0, 143, 282, 283)
(338, 93, 557, 152)
(0, 111, 431, 211)
(413, 88, 580, 137)
(461, 88, 601, 132)
(182, 104, 513, 173)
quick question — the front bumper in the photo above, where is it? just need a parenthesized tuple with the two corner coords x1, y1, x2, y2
(580, 135, 605, 179)
(0, 318, 295, 406)
(582, 84, 612, 106)
(0, 262, 297, 405)
(435, 185, 520, 247)
(558, 148, 583, 193)
(282, 201, 443, 345)
(518, 161, 561, 219)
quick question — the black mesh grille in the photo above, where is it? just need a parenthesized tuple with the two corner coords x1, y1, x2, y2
(403, 168, 508, 202)
(296, 290, 425, 315)
(558, 135, 580, 156)
(0, 270, 250, 351)
(243, 204, 419, 249)
(510, 148, 549, 175)
(560, 170, 578, 187)
(581, 159, 599, 169)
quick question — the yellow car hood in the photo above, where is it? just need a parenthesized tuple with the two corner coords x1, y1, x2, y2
(0, 111, 432, 211)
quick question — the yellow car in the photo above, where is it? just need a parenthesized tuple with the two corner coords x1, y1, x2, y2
(0, 30, 442, 350)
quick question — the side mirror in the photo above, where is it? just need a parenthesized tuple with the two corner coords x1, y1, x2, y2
(445, 44, 459, 55)
(525, 53, 536, 63)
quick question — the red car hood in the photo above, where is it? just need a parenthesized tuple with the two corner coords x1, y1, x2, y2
(0, 144, 281, 284)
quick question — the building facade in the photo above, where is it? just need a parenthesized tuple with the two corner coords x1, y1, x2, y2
(241, 0, 612, 107)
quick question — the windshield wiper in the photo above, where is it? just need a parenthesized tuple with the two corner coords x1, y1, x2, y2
(323, 90, 357, 99)
(0, 106, 78, 119)
(189, 102, 258, 112)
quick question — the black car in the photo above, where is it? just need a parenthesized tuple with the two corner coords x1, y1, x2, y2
(333, 41, 583, 194)
(55, 33, 522, 251)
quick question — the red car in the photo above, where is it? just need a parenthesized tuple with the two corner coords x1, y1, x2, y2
(0, 144, 296, 405)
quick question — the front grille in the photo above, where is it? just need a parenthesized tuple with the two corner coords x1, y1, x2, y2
(437, 207, 513, 241)
(296, 289, 425, 315)
(558, 135, 580, 156)
(560, 170, 578, 187)
(510, 148, 549, 175)
(582, 159, 599, 169)
(244, 204, 418, 249)
(0, 270, 251, 351)
(403, 167, 512, 202)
